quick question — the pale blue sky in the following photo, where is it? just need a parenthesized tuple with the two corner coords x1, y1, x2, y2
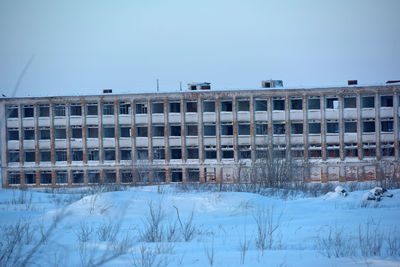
(0, 0, 399, 97)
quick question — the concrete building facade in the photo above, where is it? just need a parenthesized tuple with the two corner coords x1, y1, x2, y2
(1, 84, 399, 188)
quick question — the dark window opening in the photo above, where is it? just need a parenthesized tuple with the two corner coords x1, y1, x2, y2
(87, 149, 99, 161)
(152, 125, 164, 137)
(326, 121, 339, 134)
(88, 171, 100, 184)
(7, 106, 18, 118)
(222, 149, 234, 159)
(345, 143, 358, 157)
(70, 103, 82, 116)
(56, 171, 68, 184)
(381, 95, 393, 107)
(136, 126, 148, 137)
(135, 103, 148, 114)
(186, 101, 197, 112)
(204, 124, 216, 136)
(309, 122, 321, 134)
(327, 144, 340, 158)
(363, 143, 376, 157)
(102, 102, 114, 115)
(152, 102, 164, 114)
(290, 99, 302, 110)
(40, 171, 52, 184)
(273, 123, 285, 135)
(273, 99, 285, 110)
(238, 123, 250, 135)
(72, 149, 83, 161)
(103, 126, 115, 138)
(24, 172, 36, 185)
(291, 123, 303, 134)
(72, 171, 84, 184)
(187, 169, 200, 182)
(221, 100, 232, 112)
(24, 150, 35, 162)
(221, 123, 233, 136)
(171, 169, 182, 183)
(381, 143, 394, 157)
(169, 102, 180, 113)
(291, 145, 304, 158)
(203, 101, 215, 112)
(119, 102, 131, 115)
(362, 96, 374, 108)
(24, 128, 35, 140)
(309, 148, 322, 158)
(344, 96, 356, 108)
(104, 171, 116, 183)
(239, 146, 251, 159)
(326, 97, 339, 109)
(55, 127, 66, 139)
(154, 170, 166, 183)
(23, 105, 34, 118)
(56, 149, 67, 161)
(170, 147, 182, 159)
(87, 126, 98, 138)
(104, 149, 115, 161)
(381, 120, 394, 132)
(344, 121, 357, 133)
(8, 151, 19, 163)
(256, 123, 268, 135)
(39, 128, 50, 140)
(40, 150, 51, 162)
(169, 125, 181, 136)
(237, 99, 250, 111)
(187, 147, 199, 159)
(255, 99, 268, 111)
(136, 148, 148, 160)
(362, 120, 375, 133)
(186, 124, 198, 136)
(121, 171, 133, 184)
(39, 105, 50, 117)
(120, 126, 131, 137)
(308, 97, 320, 110)
(87, 103, 98, 116)
(7, 128, 19, 140)
(204, 147, 217, 159)
(153, 147, 165, 160)
(54, 104, 66, 117)
(8, 172, 20, 185)
(71, 126, 82, 139)
(120, 149, 131, 160)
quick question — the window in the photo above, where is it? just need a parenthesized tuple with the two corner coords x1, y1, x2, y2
(204, 146, 216, 159)
(40, 171, 52, 184)
(273, 144, 286, 157)
(54, 104, 66, 117)
(39, 104, 50, 117)
(220, 99, 232, 112)
(119, 102, 131, 115)
(72, 149, 83, 161)
(23, 105, 34, 117)
(326, 144, 340, 158)
(8, 151, 19, 163)
(362, 120, 375, 133)
(363, 143, 376, 157)
(104, 171, 116, 184)
(87, 149, 99, 161)
(55, 127, 66, 139)
(344, 120, 357, 133)
(309, 122, 321, 134)
(345, 143, 358, 157)
(87, 126, 98, 138)
(204, 124, 216, 136)
(24, 172, 36, 185)
(154, 170, 166, 183)
(308, 97, 320, 110)
(104, 149, 115, 161)
(362, 96, 374, 108)
(381, 119, 394, 132)
(153, 147, 165, 160)
(255, 122, 268, 135)
(169, 102, 180, 113)
(121, 170, 133, 184)
(171, 169, 182, 183)
(344, 96, 356, 108)
(187, 169, 200, 182)
(86, 103, 98, 116)
(39, 127, 50, 140)
(291, 144, 304, 158)
(273, 98, 285, 110)
(103, 125, 115, 138)
(221, 123, 233, 136)
(326, 97, 339, 109)
(152, 102, 164, 114)
(381, 142, 394, 157)
(71, 126, 82, 139)
(290, 98, 302, 110)
(187, 147, 199, 159)
(326, 121, 339, 134)
(40, 150, 51, 162)
(24, 150, 35, 162)
(56, 149, 67, 161)
(169, 125, 181, 136)
(72, 171, 84, 184)
(136, 125, 148, 137)
(309, 144, 322, 158)
(102, 102, 114, 115)
(237, 99, 250, 111)
(203, 100, 215, 112)
(56, 171, 68, 184)
(135, 102, 148, 114)
(221, 146, 234, 159)
(136, 148, 148, 160)
(170, 147, 182, 159)
(70, 103, 82, 116)
(7, 105, 18, 118)
(291, 122, 303, 134)
(273, 122, 285, 135)
(120, 148, 131, 160)
(88, 171, 100, 184)
(8, 172, 20, 185)
(238, 123, 250, 135)
(256, 145, 268, 159)
(152, 125, 164, 137)
(239, 145, 251, 159)
(120, 125, 131, 138)
(255, 99, 268, 111)
(186, 124, 198, 136)
(24, 128, 35, 140)
(186, 101, 197, 112)
(381, 95, 393, 107)
(7, 128, 19, 140)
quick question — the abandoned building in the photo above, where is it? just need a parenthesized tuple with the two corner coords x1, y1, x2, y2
(1, 81, 399, 188)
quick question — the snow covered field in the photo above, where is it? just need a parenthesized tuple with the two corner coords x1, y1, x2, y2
(0, 184, 399, 267)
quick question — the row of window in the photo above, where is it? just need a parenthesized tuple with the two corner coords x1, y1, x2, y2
(6, 94, 398, 119)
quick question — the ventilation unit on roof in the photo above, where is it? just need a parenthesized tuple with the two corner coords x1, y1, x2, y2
(348, 80, 358, 85)
(103, 89, 112, 94)
(187, 82, 211, 91)
(261, 80, 283, 88)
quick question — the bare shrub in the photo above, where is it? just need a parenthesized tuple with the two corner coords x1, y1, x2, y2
(386, 227, 400, 256)
(140, 201, 166, 242)
(204, 238, 215, 266)
(75, 222, 94, 243)
(253, 206, 283, 254)
(131, 243, 170, 267)
(96, 221, 120, 243)
(173, 206, 196, 242)
(316, 225, 357, 258)
(238, 227, 251, 264)
(358, 219, 385, 257)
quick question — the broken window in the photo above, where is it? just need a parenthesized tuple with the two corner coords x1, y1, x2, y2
(291, 144, 304, 158)
(55, 127, 66, 139)
(40, 171, 52, 184)
(273, 98, 285, 110)
(136, 125, 148, 137)
(170, 147, 182, 159)
(71, 126, 82, 139)
(273, 144, 286, 158)
(326, 96, 339, 109)
(186, 124, 198, 136)
(309, 144, 322, 158)
(39, 104, 50, 117)
(381, 95, 393, 107)
(220, 99, 233, 112)
(24, 128, 35, 140)
(135, 102, 148, 114)
(23, 105, 34, 118)
(187, 147, 199, 159)
(273, 122, 285, 135)
(204, 123, 216, 136)
(24, 150, 35, 162)
(255, 145, 268, 159)
(70, 103, 82, 116)
(119, 102, 131, 115)
(103, 149, 115, 161)
(326, 120, 339, 134)
(103, 125, 115, 138)
(120, 148, 131, 160)
(56, 171, 68, 184)
(169, 101, 180, 113)
(153, 170, 166, 183)
(308, 97, 320, 110)
(121, 170, 133, 184)
(8, 151, 19, 163)
(187, 169, 200, 182)
(204, 146, 217, 159)
(239, 145, 251, 159)
(120, 125, 131, 138)
(152, 125, 164, 137)
(171, 169, 183, 183)
(40, 150, 51, 162)
(153, 147, 165, 160)
(136, 148, 148, 160)
(290, 98, 302, 110)
(345, 143, 358, 157)
(237, 99, 250, 111)
(255, 99, 268, 111)
(381, 142, 394, 157)
(104, 171, 116, 183)
(363, 142, 376, 157)
(87, 149, 99, 161)
(255, 122, 268, 135)
(344, 120, 357, 133)
(362, 120, 375, 133)
(203, 100, 215, 112)
(381, 119, 394, 132)
(169, 125, 181, 136)
(221, 145, 234, 159)
(221, 122, 233, 136)
(39, 127, 50, 140)
(291, 122, 303, 134)
(72, 149, 83, 161)
(54, 104, 66, 117)
(343, 95, 356, 108)
(152, 102, 164, 114)
(136, 170, 150, 184)
(24, 171, 36, 185)
(7, 105, 18, 118)
(72, 170, 84, 184)
(7, 128, 19, 140)
(56, 149, 67, 161)
(8, 172, 20, 185)
(362, 95, 374, 108)
(86, 103, 98, 116)
(88, 171, 100, 184)
(238, 123, 250, 135)
(102, 102, 114, 115)
(186, 101, 197, 112)
(308, 121, 321, 134)
(326, 144, 340, 158)
(87, 125, 98, 138)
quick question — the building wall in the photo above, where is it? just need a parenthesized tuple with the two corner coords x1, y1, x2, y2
(1, 85, 400, 188)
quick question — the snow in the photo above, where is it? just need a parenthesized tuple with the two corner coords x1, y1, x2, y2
(0, 185, 399, 266)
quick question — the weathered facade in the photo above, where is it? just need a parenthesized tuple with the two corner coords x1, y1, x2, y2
(1, 84, 399, 188)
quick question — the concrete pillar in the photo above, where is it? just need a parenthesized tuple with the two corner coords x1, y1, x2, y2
(215, 98, 221, 162)
(321, 95, 327, 161)
(356, 93, 363, 160)
(181, 98, 186, 162)
(66, 102, 71, 164)
(148, 98, 153, 163)
(34, 104, 39, 165)
(394, 91, 399, 161)
(164, 98, 169, 163)
(198, 95, 204, 163)
(82, 101, 88, 164)
(232, 96, 239, 163)
(98, 99, 104, 163)
(250, 95, 255, 161)
(114, 101, 120, 164)
(50, 102, 55, 165)
(338, 94, 344, 161)
(375, 92, 381, 160)
(131, 99, 136, 162)
(267, 96, 273, 149)
(19, 104, 24, 165)
(302, 95, 309, 162)
(285, 95, 290, 157)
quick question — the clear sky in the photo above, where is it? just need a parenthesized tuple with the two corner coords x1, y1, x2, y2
(0, 0, 399, 97)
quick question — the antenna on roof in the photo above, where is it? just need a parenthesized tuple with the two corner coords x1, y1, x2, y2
(180, 81, 182, 91)
(156, 79, 159, 92)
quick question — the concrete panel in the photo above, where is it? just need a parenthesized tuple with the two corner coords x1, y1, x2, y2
(272, 111, 285, 121)
(102, 116, 114, 125)
(204, 137, 216, 146)
(152, 137, 164, 146)
(203, 113, 216, 122)
(272, 136, 286, 144)
(237, 112, 250, 121)
(38, 140, 51, 149)
(381, 133, 395, 142)
(255, 136, 269, 145)
(136, 137, 148, 146)
(185, 113, 198, 123)
(254, 112, 267, 121)
(38, 118, 50, 127)
(308, 110, 321, 120)
(222, 167, 235, 183)
(364, 165, 376, 180)
(345, 166, 357, 181)
(343, 109, 357, 119)
(6, 119, 19, 128)
(23, 118, 34, 127)
(290, 136, 303, 143)
(54, 118, 66, 126)
(70, 140, 83, 148)
(169, 137, 181, 146)
(328, 166, 340, 180)
(186, 137, 198, 146)
(119, 139, 131, 147)
(309, 135, 322, 144)
(220, 112, 233, 122)
(7, 141, 19, 150)
(361, 109, 375, 118)
(119, 115, 131, 125)
(238, 136, 251, 145)
(168, 113, 181, 123)
(289, 111, 303, 121)
(344, 133, 358, 143)
(103, 138, 115, 148)
(362, 134, 375, 142)
(23, 140, 35, 149)
(380, 107, 394, 118)
(326, 135, 340, 143)
(135, 114, 147, 124)
(325, 110, 339, 120)
(86, 117, 99, 125)
(86, 139, 98, 147)
(70, 117, 82, 126)
(54, 140, 67, 148)
(310, 166, 321, 181)
(151, 114, 164, 124)
(220, 137, 233, 146)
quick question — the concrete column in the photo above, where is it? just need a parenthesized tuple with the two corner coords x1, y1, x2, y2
(19, 104, 24, 165)
(182, 167, 187, 183)
(34, 104, 39, 165)
(375, 92, 381, 160)
(285, 95, 290, 157)
(51, 170, 56, 187)
(250, 95, 255, 161)
(164, 98, 169, 162)
(82, 101, 87, 164)
(165, 168, 170, 184)
(147, 99, 153, 163)
(232, 96, 238, 163)
(198, 95, 204, 163)
(394, 91, 399, 161)
(35, 170, 40, 187)
(321, 165, 328, 183)
(66, 102, 71, 164)
(215, 98, 221, 162)
(50, 102, 55, 165)
(356, 93, 363, 160)
(199, 167, 205, 183)
(302, 95, 309, 162)
(116, 168, 121, 184)
(181, 98, 186, 162)
(114, 101, 120, 164)
(338, 94, 345, 161)
(267, 96, 273, 149)
(321, 95, 327, 161)
(98, 99, 104, 163)
(83, 169, 88, 185)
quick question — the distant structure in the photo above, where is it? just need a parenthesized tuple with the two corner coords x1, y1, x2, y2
(0, 81, 399, 188)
